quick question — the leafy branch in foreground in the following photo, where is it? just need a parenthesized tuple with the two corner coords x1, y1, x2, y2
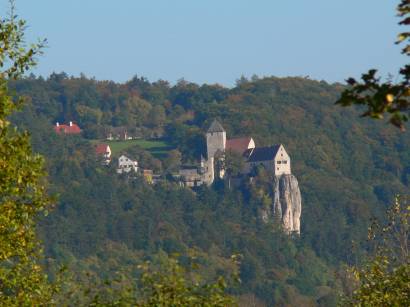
(0, 1, 56, 305)
(336, 0, 410, 130)
(0, 0, 46, 80)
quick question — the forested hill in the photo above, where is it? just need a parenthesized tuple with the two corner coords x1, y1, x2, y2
(10, 74, 410, 306)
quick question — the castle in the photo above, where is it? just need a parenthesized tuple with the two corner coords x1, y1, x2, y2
(179, 119, 291, 186)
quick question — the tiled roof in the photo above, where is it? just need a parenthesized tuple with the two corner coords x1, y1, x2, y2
(95, 144, 110, 154)
(246, 145, 281, 162)
(54, 123, 81, 134)
(207, 120, 225, 133)
(226, 137, 254, 154)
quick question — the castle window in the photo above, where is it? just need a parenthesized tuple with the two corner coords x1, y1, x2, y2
(283, 160, 287, 164)
(277, 161, 281, 164)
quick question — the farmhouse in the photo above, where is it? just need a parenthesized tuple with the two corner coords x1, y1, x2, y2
(116, 155, 138, 174)
(95, 144, 112, 165)
(54, 121, 81, 134)
(106, 127, 129, 141)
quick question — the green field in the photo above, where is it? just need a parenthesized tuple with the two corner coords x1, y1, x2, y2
(92, 139, 173, 158)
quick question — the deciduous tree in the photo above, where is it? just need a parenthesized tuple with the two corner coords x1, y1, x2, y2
(0, 1, 54, 305)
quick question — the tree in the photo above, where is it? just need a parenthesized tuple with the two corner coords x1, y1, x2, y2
(163, 149, 182, 173)
(344, 196, 410, 306)
(55, 253, 238, 306)
(136, 256, 238, 307)
(0, 1, 54, 305)
(336, 0, 409, 130)
(225, 150, 245, 178)
(224, 150, 245, 188)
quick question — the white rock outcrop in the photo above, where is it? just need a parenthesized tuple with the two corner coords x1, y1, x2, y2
(262, 174, 302, 234)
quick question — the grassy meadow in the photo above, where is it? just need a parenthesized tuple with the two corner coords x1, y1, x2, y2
(92, 139, 173, 158)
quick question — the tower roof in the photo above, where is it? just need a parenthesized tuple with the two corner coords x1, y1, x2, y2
(207, 119, 225, 133)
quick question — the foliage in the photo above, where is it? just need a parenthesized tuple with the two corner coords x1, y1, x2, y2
(5, 1, 410, 306)
(0, 2, 54, 305)
(11, 72, 410, 306)
(336, 0, 410, 130)
(344, 196, 410, 306)
(136, 255, 238, 307)
(163, 149, 182, 172)
(51, 252, 238, 306)
(224, 150, 245, 178)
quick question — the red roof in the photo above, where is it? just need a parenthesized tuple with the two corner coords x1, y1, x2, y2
(95, 144, 110, 155)
(54, 123, 81, 134)
(226, 137, 254, 154)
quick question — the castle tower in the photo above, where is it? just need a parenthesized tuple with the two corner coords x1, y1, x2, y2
(206, 119, 226, 159)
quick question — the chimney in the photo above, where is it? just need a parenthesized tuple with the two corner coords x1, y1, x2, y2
(56, 122, 59, 127)
(69, 121, 73, 127)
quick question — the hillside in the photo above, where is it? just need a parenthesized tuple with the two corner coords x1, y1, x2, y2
(10, 74, 409, 306)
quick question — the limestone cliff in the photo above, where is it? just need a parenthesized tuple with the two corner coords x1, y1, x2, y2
(261, 174, 302, 234)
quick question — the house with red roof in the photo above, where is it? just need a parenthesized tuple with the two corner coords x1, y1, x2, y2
(95, 144, 112, 165)
(54, 121, 81, 135)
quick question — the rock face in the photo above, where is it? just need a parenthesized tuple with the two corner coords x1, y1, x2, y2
(261, 174, 302, 234)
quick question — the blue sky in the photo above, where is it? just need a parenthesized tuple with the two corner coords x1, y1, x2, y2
(7, 0, 407, 86)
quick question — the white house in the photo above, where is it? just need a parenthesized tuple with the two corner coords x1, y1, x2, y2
(117, 155, 138, 174)
(244, 144, 291, 176)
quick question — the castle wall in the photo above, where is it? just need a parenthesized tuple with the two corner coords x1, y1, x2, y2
(274, 145, 291, 175)
(245, 160, 275, 174)
(201, 157, 214, 185)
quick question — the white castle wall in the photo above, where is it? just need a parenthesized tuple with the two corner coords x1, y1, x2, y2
(273, 145, 291, 176)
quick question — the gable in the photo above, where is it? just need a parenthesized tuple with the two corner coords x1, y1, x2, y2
(274, 145, 289, 160)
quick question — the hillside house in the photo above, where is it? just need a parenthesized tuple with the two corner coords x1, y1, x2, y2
(54, 121, 81, 134)
(116, 155, 138, 174)
(106, 127, 129, 140)
(95, 144, 112, 165)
